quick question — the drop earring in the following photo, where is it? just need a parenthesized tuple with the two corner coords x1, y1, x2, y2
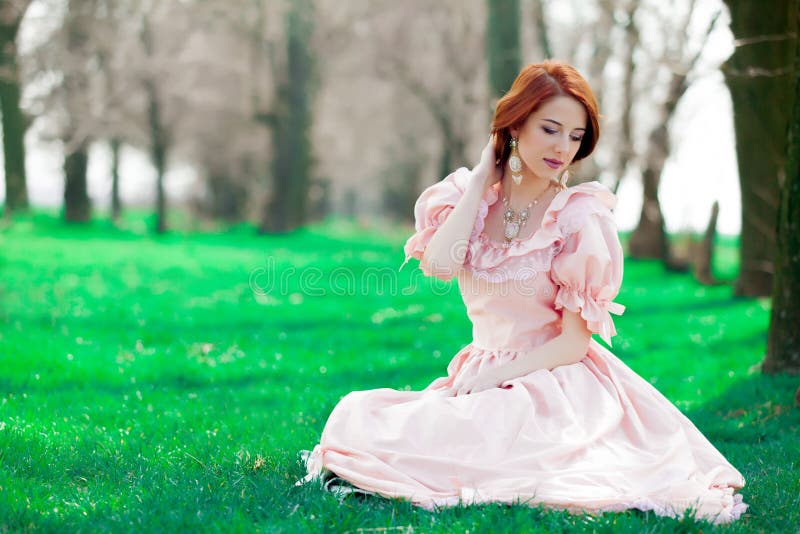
(508, 137, 523, 185)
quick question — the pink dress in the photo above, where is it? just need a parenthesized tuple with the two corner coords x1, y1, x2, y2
(298, 167, 747, 524)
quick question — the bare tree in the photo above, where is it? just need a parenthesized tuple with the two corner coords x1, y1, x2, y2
(764, 2, 800, 374)
(487, 0, 521, 99)
(365, 1, 486, 182)
(723, 0, 796, 296)
(604, 0, 638, 194)
(0, 0, 31, 215)
(23, 0, 271, 230)
(62, 0, 92, 222)
(94, 1, 124, 222)
(138, 11, 170, 233)
(628, 0, 722, 263)
(257, 0, 316, 233)
(530, 0, 552, 59)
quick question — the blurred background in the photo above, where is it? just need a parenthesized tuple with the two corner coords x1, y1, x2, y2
(2, 0, 738, 237)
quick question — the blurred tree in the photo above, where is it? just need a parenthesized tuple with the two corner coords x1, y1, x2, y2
(109, 137, 121, 221)
(604, 0, 637, 195)
(24, 0, 270, 229)
(530, 0, 551, 60)
(63, 0, 91, 223)
(260, 0, 315, 233)
(549, 0, 630, 186)
(722, 0, 796, 296)
(308, 0, 487, 223)
(628, 1, 721, 264)
(139, 11, 169, 233)
(369, 0, 485, 189)
(765, 1, 800, 374)
(95, 16, 122, 222)
(0, 0, 31, 215)
(487, 0, 521, 100)
(45, 0, 133, 224)
(694, 201, 721, 285)
(381, 129, 425, 221)
(24, 0, 135, 222)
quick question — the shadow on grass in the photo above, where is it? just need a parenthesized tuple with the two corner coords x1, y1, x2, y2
(686, 371, 799, 444)
(683, 371, 800, 532)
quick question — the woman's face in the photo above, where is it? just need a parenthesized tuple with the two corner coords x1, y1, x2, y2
(511, 95, 588, 181)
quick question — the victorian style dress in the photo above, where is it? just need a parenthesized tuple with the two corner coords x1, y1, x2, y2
(297, 167, 747, 524)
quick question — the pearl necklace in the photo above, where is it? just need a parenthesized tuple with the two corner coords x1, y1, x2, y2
(501, 182, 553, 244)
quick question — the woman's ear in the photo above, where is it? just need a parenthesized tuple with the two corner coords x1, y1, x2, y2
(509, 126, 519, 138)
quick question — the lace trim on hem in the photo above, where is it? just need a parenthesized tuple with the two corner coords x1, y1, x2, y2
(296, 447, 747, 525)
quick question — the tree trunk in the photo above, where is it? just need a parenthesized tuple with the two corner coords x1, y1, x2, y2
(61, 0, 93, 223)
(147, 81, 167, 234)
(609, 2, 638, 194)
(207, 172, 247, 221)
(437, 118, 466, 182)
(140, 14, 168, 234)
(63, 141, 90, 222)
(531, 0, 551, 59)
(764, 1, 800, 374)
(694, 201, 721, 285)
(260, 0, 314, 233)
(628, 120, 671, 262)
(628, 160, 669, 260)
(723, 0, 796, 296)
(110, 137, 121, 222)
(628, 70, 690, 264)
(486, 0, 521, 99)
(0, 6, 29, 215)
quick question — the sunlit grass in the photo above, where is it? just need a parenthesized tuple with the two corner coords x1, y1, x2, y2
(0, 212, 797, 532)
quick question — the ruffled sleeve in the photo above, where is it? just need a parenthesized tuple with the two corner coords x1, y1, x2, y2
(550, 188, 626, 346)
(399, 167, 494, 274)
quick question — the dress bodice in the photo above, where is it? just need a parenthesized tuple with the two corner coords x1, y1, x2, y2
(457, 267, 562, 351)
(400, 167, 626, 348)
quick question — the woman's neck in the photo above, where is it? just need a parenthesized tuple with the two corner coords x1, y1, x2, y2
(501, 170, 555, 208)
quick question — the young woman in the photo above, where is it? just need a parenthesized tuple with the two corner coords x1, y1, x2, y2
(298, 60, 747, 524)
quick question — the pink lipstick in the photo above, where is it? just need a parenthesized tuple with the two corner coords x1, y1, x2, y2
(544, 158, 562, 169)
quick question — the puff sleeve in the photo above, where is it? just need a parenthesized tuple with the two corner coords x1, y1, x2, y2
(399, 167, 489, 274)
(550, 194, 626, 346)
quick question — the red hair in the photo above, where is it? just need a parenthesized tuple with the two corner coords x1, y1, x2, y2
(491, 60, 600, 167)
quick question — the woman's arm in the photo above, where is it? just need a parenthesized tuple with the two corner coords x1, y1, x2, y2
(421, 175, 485, 280)
(458, 309, 592, 395)
(420, 139, 499, 281)
(502, 309, 592, 376)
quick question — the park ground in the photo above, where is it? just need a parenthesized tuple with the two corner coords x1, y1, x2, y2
(0, 212, 798, 532)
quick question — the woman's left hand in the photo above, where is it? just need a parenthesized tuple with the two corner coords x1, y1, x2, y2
(455, 367, 508, 396)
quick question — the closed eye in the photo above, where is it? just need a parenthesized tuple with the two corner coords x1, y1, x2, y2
(570, 135, 583, 142)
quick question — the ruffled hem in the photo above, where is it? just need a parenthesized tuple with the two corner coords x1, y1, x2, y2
(410, 487, 748, 526)
(296, 447, 747, 525)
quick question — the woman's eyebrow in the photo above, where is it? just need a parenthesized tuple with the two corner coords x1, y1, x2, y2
(542, 118, 586, 131)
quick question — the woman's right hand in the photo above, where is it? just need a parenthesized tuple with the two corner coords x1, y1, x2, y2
(472, 135, 502, 190)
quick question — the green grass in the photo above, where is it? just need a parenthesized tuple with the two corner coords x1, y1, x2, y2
(0, 212, 797, 533)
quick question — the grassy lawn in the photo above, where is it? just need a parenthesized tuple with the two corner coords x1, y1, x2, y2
(0, 212, 798, 533)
